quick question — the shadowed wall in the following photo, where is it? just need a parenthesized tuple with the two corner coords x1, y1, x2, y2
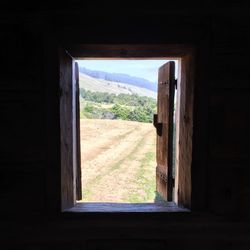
(0, 4, 250, 249)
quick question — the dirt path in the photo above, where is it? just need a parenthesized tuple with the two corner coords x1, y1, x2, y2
(80, 119, 156, 203)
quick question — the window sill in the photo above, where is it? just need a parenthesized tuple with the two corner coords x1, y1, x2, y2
(64, 202, 190, 213)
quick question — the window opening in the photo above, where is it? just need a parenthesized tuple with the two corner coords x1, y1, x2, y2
(59, 44, 194, 212)
(76, 59, 178, 204)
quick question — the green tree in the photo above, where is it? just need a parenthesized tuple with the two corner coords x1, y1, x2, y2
(111, 104, 130, 120)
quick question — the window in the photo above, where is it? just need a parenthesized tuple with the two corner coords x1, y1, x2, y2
(59, 45, 194, 212)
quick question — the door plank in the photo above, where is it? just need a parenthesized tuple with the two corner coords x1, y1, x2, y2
(156, 61, 175, 201)
(59, 48, 74, 209)
(75, 62, 82, 200)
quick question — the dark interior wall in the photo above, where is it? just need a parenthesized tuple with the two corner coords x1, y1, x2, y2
(207, 16, 250, 215)
(1, 5, 250, 250)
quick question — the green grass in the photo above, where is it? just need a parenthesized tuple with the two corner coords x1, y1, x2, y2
(125, 151, 156, 203)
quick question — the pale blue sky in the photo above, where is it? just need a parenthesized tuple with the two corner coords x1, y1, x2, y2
(77, 60, 178, 83)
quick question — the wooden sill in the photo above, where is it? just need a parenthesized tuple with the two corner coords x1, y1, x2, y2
(65, 202, 190, 213)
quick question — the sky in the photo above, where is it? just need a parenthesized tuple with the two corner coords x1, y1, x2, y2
(77, 60, 178, 83)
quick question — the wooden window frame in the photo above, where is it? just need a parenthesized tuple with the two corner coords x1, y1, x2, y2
(59, 44, 195, 211)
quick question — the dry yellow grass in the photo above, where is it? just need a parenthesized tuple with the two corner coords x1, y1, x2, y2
(80, 119, 156, 203)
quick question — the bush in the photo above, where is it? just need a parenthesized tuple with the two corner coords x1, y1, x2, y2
(84, 103, 94, 113)
(80, 88, 157, 123)
(111, 104, 130, 120)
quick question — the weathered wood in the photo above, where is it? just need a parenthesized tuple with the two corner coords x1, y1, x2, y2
(75, 62, 82, 200)
(66, 202, 189, 213)
(3, 8, 250, 250)
(175, 54, 194, 209)
(59, 48, 75, 210)
(156, 61, 175, 201)
(153, 114, 162, 136)
(67, 44, 194, 59)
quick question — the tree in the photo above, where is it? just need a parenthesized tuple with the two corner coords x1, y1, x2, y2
(111, 104, 130, 120)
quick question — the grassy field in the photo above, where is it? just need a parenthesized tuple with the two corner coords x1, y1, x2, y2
(79, 118, 156, 203)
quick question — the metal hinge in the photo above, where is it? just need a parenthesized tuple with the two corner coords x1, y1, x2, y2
(172, 177, 175, 188)
(156, 167, 175, 188)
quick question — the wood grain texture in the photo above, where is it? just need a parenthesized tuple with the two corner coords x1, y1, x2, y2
(59, 48, 75, 210)
(75, 62, 82, 200)
(66, 202, 189, 212)
(156, 61, 175, 201)
(67, 44, 193, 59)
(175, 54, 194, 209)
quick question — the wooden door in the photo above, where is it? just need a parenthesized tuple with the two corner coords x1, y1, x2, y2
(74, 62, 82, 200)
(59, 48, 82, 210)
(154, 61, 175, 201)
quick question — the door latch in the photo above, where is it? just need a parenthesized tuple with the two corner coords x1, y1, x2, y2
(153, 114, 162, 136)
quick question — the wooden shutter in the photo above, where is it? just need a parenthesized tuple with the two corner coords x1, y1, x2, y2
(74, 62, 82, 200)
(59, 48, 81, 210)
(154, 61, 175, 201)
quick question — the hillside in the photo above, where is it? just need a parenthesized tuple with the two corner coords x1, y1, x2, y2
(79, 67, 157, 92)
(79, 72, 157, 99)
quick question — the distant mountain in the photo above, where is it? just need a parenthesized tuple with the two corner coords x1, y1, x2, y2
(79, 72, 156, 99)
(79, 67, 157, 92)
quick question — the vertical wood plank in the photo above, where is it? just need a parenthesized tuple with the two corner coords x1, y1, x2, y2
(156, 61, 175, 201)
(59, 48, 74, 210)
(176, 54, 193, 209)
(75, 62, 82, 200)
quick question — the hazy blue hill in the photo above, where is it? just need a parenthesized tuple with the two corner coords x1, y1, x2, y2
(79, 67, 157, 92)
(79, 72, 157, 99)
